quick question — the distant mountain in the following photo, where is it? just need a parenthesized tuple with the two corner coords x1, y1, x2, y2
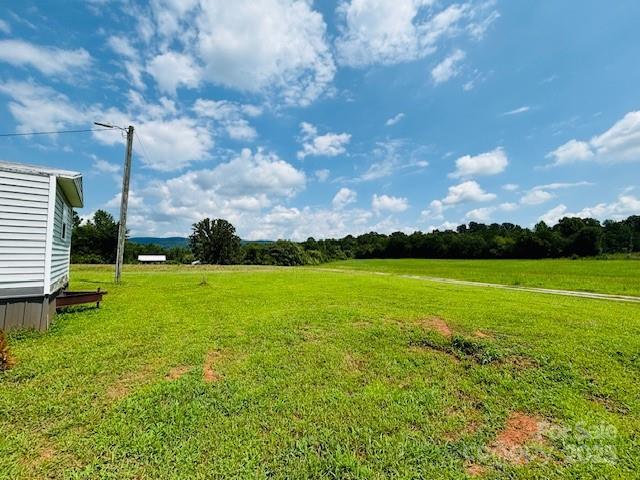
(129, 237, 273, 248)
(129, 237, 188, 248)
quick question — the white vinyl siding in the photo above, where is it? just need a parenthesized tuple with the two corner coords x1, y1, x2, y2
(0, 170, 50, 294)
(50, 185, 72, 291)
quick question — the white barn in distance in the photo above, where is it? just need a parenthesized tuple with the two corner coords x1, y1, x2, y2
(138, 255, 166, 263)
(0, 161, 83, 331)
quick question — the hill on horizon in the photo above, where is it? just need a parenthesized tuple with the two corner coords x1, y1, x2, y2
(130, 237, 273, 248)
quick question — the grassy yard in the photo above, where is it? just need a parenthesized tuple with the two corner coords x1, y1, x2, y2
(1, 264, 639, 478)
(324, 258, 640, 297)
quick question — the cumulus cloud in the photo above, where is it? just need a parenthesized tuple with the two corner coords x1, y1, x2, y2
(386, 113, 405, 126)
(336, 1, 472, 67)
(93, 158, 120, 174)
(147, 51, 202, 94)
(546, 111, 640, 166)
(449, 147, 508, 178)
(465, 202, 517, 222)
(520, 189, 554, 205)
(372, 194, 409, 213)
(538, 204, 568, 225)
(297, 122, 351, 159)
(0, 39, 91, 76)
(431, 49, 466, 85)
(502, 183, 519, 191)
(442, 180, 496, 204)
(137, 0, 335, 106)
(332, 187, 357, 209)
(193, 98, 261, 141)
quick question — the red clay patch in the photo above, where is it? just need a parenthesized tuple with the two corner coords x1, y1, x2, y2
(419, 317, 452, 337)
(203, 351, 222, 383)
(489, 412, 547, 464)
(167, 365, 191, 380)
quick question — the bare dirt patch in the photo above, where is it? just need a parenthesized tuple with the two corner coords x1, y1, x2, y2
(419, 317, 452, 337)
(465, 462, 486, 477)
(489, 412, 549, 464)
(203, 351, 222, 383)
(473, 330, 492, 339)
(106, 362, 160, 400)
(343, 353, 365, 372)
(167, 365, 191, 381)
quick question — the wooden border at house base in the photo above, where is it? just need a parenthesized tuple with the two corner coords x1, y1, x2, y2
(0, 294, 58, 332)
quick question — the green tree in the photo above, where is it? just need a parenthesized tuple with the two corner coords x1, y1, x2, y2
(189, 218, 241, 264)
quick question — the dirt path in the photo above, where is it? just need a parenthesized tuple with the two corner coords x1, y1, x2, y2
(315, 268, 640, 304)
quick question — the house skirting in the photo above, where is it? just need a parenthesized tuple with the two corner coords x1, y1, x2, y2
(0, 293, 59, 332)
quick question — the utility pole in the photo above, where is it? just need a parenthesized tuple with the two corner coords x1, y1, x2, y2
(115, 125, 134, 283)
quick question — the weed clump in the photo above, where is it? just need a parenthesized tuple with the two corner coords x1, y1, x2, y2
(0, 330, 14, 371)
(199, 276, 209, 286)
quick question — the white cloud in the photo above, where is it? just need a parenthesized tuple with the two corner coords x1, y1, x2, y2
(358, 140, 428, 181)
(539, 194, 640, 226)
(107, 36, 145, 89)
(372, 194, 409, 213)
(502, 106, 530, 116)
(0, 19, 10, 34)
(431, 49, 466, 85)
(147, 51, 202, 94)
(139, 0, 335, 105)
(93, 158, 120, 174)
(538, 204, 568, 225)
(386, 113, 405, 126)
(297, 122, 351, 159)
(0, 81, 86, 133)
(0, 39, 91, 76)
(335, 1, 472, 67)
(520, 189, 554, 205)
(546, 111, 640, 166)
(315, 169, 330, 182)
(546, 139, 594, 166)
(193, 98, 261, 141)
(332, 187, 357, 209)
(465, 202, 518, 222)
(520, 181, 593, 206)
(450, 147, 508, 178)
(421, 199, 444, 220)
(442, 180, 496, 205)
(502, 183, 519, 191)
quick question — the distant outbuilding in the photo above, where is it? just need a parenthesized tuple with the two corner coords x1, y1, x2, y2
(138, 255, 167, 263)
(0, 161, 83, 331)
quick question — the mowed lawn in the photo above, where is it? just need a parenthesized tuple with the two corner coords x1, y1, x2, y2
(1, 265, 639, 479)
(324, 258, 640, 297)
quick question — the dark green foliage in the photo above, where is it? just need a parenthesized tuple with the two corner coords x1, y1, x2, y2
(189, 218, 241, 265)
(71, 212, 640, 266)
(71, 209, 119, 263)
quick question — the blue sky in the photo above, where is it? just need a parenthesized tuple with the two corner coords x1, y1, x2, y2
(0, 1, 639, 240)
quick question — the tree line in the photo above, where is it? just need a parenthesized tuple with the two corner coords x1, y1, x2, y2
(71, 210, 640, 266)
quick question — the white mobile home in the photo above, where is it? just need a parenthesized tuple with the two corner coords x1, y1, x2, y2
(0, 161, 83, 331)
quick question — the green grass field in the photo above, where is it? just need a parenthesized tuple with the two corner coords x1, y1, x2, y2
(1, 264, 639, 479)
(324, 258, 640, 297)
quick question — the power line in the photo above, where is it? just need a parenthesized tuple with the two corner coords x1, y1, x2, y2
(0, 127, 114, 138)
(134, 131, 150, 160)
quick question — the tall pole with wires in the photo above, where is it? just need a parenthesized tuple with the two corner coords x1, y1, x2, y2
(115, 125, 134, 283)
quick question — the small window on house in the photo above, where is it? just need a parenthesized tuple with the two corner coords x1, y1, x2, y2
(61, 204, 68, 240)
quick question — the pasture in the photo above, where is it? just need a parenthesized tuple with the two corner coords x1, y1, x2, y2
(1, 263, 639, 479)
(325, 258, 640, 297)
